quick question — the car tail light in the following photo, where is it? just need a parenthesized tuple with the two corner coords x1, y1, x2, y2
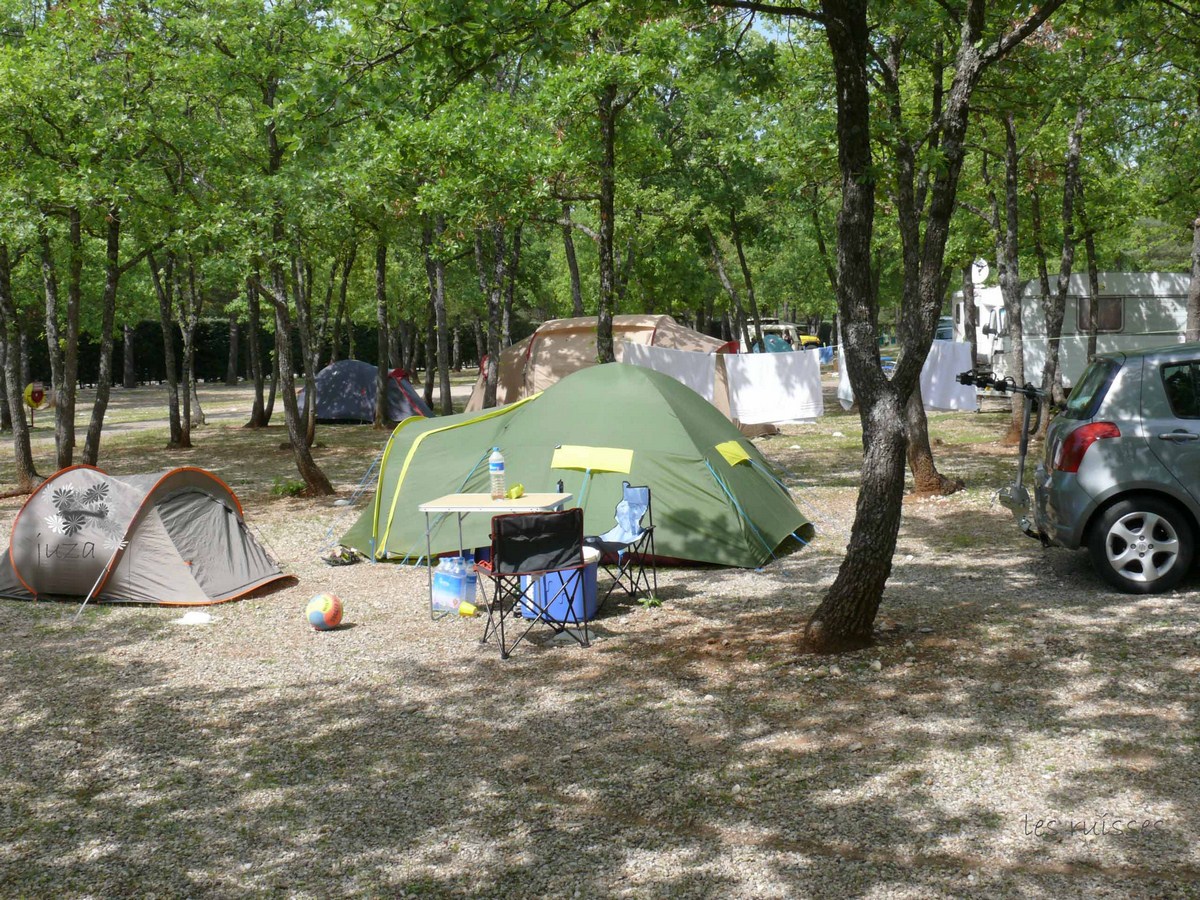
(1054, 422, 1121, 473)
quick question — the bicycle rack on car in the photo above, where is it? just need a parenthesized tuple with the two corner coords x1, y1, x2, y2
(957, 370, 1048, 543)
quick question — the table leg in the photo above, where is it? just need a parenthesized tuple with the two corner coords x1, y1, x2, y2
(426, 511, 436, 620)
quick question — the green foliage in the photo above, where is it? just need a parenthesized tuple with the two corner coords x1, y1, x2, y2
(0, 0, 1193, 362)
(271, 476, 307, 498)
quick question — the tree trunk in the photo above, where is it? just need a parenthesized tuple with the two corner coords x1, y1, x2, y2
(17, 327, 29, 390)
(961, 266, 978, 365)
(391, 314, 405, 372)
(477, 227, 507, 407)
(905, 389, 964, 494)
(805, 0, 1037, 651)
(423, 310, 436, 409)
(995, 114, 1026, 444)
(373, 236, 390, 428)
(0, 244, 38, 490)
(424, 216, 453, 415)
(563, 203, 585, 317)
(180, 260, 205, 434)
(329, 244, 356, 366)
(262, 72, 328, 494)
(804, 0, 902, 652)
(0, 333, 10, 432)
(393, 318, 411, 372)
(257, 275, 332, 495)
(39, 225, 63, 419)
(596, 82, 618, 364)
(225, 312, 239, 385)
(178, 273, 193, 446)
(121, 324, 136, 389)
(290, 252, 318, 447)
(1076, 174, 1101, 361)
(503, 224, 522, 349)
(1187, 214, 1200, 341)
(149, 253, 184, 447)
(53, 206, 83, 469)
(266, 350, 278, 424)
(1027, 178, 1065, 408)
(245, 273, 268, 428)
(193, 381, 206, 425)
(82, 206, 122, 467)
(730, 210, 765, 350)
(706, 227, 753, 351)
(314, 258, 337, 373)
(1040, 105, 1087, 411)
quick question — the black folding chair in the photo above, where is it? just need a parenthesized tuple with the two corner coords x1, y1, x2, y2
(478, 508, 591, 658)
(585, 482, 656, 609)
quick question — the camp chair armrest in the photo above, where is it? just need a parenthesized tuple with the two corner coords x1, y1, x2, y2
(503, 560, 588, 579)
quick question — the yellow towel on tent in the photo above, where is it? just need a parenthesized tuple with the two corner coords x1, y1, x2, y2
(551, 445, 634, 474)
(715, 440, 751, 467)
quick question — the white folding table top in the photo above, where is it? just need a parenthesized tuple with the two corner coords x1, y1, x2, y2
(417, 492, 573, 514)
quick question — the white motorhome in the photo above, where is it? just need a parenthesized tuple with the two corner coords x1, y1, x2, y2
(952, 284, 1004, 364)
(953, 272, 1193, 388)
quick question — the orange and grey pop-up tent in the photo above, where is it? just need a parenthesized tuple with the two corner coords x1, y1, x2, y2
(0, 466, 286, 606)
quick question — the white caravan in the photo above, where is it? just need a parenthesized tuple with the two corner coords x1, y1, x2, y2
(952, 284, 1004, 364)
(953, 272, 1193, 388)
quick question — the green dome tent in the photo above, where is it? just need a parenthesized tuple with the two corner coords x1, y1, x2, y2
(341, 364, 813, 568)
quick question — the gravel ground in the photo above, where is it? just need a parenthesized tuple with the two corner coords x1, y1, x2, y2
(2, 388, 1199, 898)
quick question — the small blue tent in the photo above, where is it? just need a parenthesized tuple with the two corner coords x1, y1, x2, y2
(300, 360, 432, 424)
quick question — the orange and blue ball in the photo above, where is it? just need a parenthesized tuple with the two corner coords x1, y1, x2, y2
(305, 592, 343, 631)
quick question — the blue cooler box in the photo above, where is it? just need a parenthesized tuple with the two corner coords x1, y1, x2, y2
(520, 547, 600, 623)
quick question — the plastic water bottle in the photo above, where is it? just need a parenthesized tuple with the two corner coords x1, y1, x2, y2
(432, 558, 461, 613)
(616, 500, 640, 539)
(489, 447, 506, 500)
(460, 550, 477, 606)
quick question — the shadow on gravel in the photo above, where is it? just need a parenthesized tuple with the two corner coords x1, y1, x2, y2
(2, 401, 1197, 897)
(3, 557, 1198, 899)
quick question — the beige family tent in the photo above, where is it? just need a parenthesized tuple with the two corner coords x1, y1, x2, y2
(465, 314, 775, 435)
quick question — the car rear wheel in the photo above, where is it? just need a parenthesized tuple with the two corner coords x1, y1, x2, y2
(1088, 497, 1195, 594)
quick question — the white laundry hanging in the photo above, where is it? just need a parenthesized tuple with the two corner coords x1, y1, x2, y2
(920, 340, 978, 411)
(837, 339, 977, 412)
(618, 342, 717, 402)
(725, 349, 824, 425)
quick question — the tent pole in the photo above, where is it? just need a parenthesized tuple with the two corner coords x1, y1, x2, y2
(578, 469, 593, 512)
(73, 540, 126, 621)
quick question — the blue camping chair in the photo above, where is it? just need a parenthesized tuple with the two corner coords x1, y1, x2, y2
(585, 482, 657, 608)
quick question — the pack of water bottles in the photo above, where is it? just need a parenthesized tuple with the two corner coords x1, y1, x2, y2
(431, 551, 478, 613)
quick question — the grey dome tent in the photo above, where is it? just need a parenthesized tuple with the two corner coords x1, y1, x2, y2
(0, 466, 286, 606)
(299, 359, 432, 424)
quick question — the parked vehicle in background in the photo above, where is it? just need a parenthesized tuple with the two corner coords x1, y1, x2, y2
(1013, 342, 1200, 594)
(935, 316, 955, 341)
(751, 333, 794, 353)
(758, 320, 822, 349)
(952, 272, 1192, 385)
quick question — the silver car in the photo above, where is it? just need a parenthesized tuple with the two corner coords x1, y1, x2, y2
(1029, 343, 1200, 593)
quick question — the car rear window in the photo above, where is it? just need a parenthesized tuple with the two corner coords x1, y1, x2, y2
(1162, 361, 1200, 418)
(1062, 358, 1120, 420)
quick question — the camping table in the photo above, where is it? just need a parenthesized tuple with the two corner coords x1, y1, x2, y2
(416, 493, 573, 619)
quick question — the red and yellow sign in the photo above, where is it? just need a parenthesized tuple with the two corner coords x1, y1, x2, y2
(23, 381, 47, 410)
